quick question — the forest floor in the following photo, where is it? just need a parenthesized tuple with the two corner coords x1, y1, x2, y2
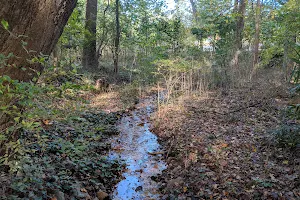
(0, 107, 125, 200)
(151, 72, 300, 199)
(1, 70, 299, 200)
(0, 83, 139, 199)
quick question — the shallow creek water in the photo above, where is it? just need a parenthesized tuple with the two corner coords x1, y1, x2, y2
(108, 97, 166, 200)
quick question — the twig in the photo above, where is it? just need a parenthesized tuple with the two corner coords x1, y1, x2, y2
(148, 151, 165, 155)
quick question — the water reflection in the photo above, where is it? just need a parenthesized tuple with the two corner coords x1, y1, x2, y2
(109, 98, 166, 200)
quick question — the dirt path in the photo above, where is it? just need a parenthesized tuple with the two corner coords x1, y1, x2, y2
(108, 96, 166, 199)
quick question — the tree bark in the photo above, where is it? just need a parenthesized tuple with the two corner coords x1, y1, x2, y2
(82, 0, 98, 73)
(97, 0, 110, 60)
(0, 0, 77, 136)
(252, 0, 261, 69)
(232, 0, 247, 68)
(0, 0, 77, 81)
(236, 0, 247, 50)
(113, 0, 120, 75)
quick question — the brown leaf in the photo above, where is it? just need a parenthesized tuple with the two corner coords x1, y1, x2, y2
(220, 143, 228, 148)
(220, 160, 228, 167)
(80, 188, 87, 193)
(183, 186, 188, 192)
(42, 119, 53, 125)
(188, 152, 198, 163)
(96, 191, 108, 200)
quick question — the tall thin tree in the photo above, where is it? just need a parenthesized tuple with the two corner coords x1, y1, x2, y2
(189, 0, 198, 22)
(252, 0, 261, 69)
(82, 0, 98, 73)
(113, 0, 120, 75)
(232, 0, 247, 68)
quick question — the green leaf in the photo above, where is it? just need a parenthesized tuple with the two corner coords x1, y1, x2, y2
(14, 117, 20, 123)
(1, 19, 9, 30)
(0, 134, 7, 141)
(2, 75, 11, 82)
(21, 40, 28, 47)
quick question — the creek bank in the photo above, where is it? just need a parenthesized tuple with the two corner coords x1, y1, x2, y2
(151, 86, 299, 199)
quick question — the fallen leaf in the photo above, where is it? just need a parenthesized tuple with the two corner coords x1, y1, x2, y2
(212, 184, 218, 189)
(283, 160, 289, 165)
(42, 119, 53, 125)
(220, 160, 228, 167)
(80, 188, 87, 193)
(189, 152, 198, 163)
(221, 143, 228, 148)
(183, 186, 188, 192)
(269, 174, 278, 182)
(96, 191, 108, 200)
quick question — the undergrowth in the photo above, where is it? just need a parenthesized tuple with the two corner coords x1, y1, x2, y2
(272, 44, 300, 149)
(0, 64, 125, 199)
(272, 124, 300, 148)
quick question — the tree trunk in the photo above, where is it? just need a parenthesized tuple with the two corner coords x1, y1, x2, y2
(97, 0, 110, 60)
(0, 0, 76, 137)
(0, 0, 77, 81)
(82, 0, 98, 73)
(252, 0, 261, 69)
(189, 0, 198, 22)
(234, 0, 238, 13)
(236, 0, 247, 50)
(282, 36, 296, 81)
(232, 0, 247, 68)
(113, 0, 120, 75)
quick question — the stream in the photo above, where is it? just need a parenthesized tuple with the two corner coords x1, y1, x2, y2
(108, 96, 166, 200)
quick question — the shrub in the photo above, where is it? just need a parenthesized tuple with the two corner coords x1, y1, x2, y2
(272, 124, 300, 148)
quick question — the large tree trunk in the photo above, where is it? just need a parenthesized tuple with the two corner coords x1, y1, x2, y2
(0, 0, 77, 81)
(0, 0, 77, 140)
(82, 0, 98, 73)
(113, 0, 120, 75)
(252, 0, 261, 69)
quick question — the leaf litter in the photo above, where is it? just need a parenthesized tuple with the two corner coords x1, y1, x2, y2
(152, 83, 300, 199)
